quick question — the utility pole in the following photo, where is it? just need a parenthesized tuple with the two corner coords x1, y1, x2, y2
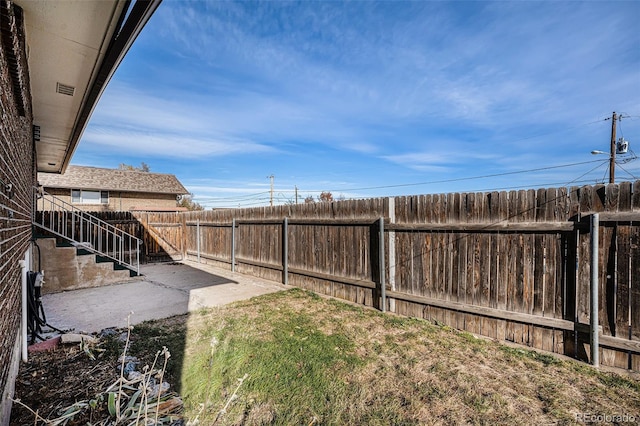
(609, 112, 617, 184)
(295, 185, 298, 204)
(268, 175, 274, 207)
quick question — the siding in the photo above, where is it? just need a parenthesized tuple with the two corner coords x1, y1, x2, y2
(0, 0, 34, 422)
(40, 188, 180, 212)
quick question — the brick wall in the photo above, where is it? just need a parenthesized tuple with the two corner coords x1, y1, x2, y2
(41, 188, 180, 212)
(0, 0, 34, 422)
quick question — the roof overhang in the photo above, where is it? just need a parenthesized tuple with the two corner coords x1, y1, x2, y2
(15, 0, 161, 174)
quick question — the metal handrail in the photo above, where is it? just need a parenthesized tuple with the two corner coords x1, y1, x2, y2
(32, 187, 141, 275)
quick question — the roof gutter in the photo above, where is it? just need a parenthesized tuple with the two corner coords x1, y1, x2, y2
(60, 0, 162, 173)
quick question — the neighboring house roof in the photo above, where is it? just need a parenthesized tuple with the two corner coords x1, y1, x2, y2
(38, 165, 189, 195)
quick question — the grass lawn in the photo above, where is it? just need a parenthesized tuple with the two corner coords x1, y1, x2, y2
(125, 288, 640, 425)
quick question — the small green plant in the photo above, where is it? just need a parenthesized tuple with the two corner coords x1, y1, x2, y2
(597, 372, 640, 391)
(499, 345, 562, 366)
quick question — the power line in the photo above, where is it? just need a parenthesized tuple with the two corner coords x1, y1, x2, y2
(616, 162, 639, 181)
(199, 159, 613, 208)
(566, 161, 609, 186)
(507, 117, 607, 143)
(197, 191, 270, 202)
(201, 162, 631, 209)
(323, 159, 608, 193)
(205, 199, 272, 209)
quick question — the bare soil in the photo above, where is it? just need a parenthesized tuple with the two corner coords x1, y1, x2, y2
(11, 341, 123, 424)
(10, 316, 188, 425)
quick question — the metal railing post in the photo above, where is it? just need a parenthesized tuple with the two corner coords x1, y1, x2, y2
(137, 238, 140, 275)
(90, 219, 94, 248)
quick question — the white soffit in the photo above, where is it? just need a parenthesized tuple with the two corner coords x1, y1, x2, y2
(15, 0, 126, 173)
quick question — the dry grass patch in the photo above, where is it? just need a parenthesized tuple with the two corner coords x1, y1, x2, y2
(179, 288, 640, 425)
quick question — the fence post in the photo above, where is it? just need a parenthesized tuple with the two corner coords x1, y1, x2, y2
(196, 219, 201, 263)
(590, 213, 599, 368)
(379, 216, 386, 312)
(231, 218, 236, 272)
(283, 217, 289, 285)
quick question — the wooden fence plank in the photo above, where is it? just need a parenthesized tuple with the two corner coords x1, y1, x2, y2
(577, 186, 592, 326)
(576, 186, 595, 361)
(533, 233, 545, 317)
(533, 232, 545, 350)
(600, 184, 619, 367)
(465, 193, 478, 333)
(543, 187, 557, 321)
(616, 222, 632, 369)
(447, 192, 460, 325)
(549, 188, 566, 364)
(631, 224, 640, 370)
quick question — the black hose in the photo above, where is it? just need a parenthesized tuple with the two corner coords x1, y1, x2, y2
(26, 271, 42, 344)
(26, 271, 64, 344)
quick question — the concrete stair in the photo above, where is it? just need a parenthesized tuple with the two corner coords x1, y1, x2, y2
(34, 237, 137, 294)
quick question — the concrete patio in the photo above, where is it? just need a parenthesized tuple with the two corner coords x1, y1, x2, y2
(41, 260, 287, 334)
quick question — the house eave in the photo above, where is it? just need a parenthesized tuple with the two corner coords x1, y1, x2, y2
(16, 0, 161, 174)
(60, 0, 162, 174)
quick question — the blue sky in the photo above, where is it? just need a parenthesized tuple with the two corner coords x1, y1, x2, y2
(72, 0, 640, 209)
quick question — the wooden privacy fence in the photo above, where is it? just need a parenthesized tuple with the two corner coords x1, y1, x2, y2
(42, 183, 640, 371)
(34, 211, 185, 262)
(177, 182, 640, 371)
(133, 211, 184, 261)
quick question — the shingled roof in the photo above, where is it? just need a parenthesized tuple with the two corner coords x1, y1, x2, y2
(38, 165, 189, 195)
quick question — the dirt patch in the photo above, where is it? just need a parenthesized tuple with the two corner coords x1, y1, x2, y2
(11, 317, 188, 425)
(11, 342, 121, 424)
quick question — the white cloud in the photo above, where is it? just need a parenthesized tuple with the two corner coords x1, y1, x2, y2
(82, 126, 272, 159)
(131, 0, 640, 155)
